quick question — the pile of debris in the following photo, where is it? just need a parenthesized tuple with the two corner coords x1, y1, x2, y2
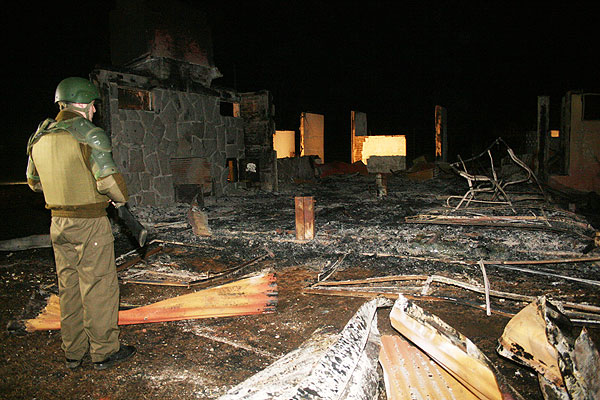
(3, 140, 600, 399)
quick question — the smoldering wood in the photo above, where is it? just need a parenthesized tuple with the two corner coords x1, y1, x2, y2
(182, 324, 279, 360)
(116, 245, 164, 272)
(405, 218, 594, 240)
(151, 239, 225, 250)
(345, 251, 600, 288)
(478, 260, 492, 316)
(351, 250, 600, 266)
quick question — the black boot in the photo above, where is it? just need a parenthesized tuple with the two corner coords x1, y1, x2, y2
(65, 358, 82, 369)
(93, 345, 136, 370)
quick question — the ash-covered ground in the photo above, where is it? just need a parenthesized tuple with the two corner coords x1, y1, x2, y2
(1, 170, 599, 399)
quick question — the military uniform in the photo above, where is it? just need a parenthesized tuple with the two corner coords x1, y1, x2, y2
(27, 102, 129, 364)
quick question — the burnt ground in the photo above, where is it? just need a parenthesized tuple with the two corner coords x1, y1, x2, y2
(1, 171, 600, 399)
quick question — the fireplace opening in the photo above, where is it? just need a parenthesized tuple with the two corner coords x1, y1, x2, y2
(169, 157, 211, 203)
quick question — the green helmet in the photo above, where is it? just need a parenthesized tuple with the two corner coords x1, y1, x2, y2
(54, 77, 100, 104)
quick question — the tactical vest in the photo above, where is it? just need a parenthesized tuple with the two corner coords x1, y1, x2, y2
(29, 113, 112, 217)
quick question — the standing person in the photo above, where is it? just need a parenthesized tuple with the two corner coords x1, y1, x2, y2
(26, 77, 136, 370)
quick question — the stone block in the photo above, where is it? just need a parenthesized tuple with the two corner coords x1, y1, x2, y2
(128, 194, 140, 207)
(157, 151, 171, 175)
(123, 172, 141, 195)
(159, 98, 178, 125)
(176, 139, 192, 157)
(191, 135, 203, 154)
(203, 139, 217, 157)
(123, 120, 145, 144)
(164, 124, 178, 141)
(144, 128, 161, 150)
(180, 94, 194, 121)
(140, 190, 157, 205)
(216, 128, 225, 152)
(225, 144, 239, 159)
(140, 172, 152, 191)
(153, 175, 174, 199)
(128, 146, 145, 172)
(162, 138, 179, 155)
(112, 143, 129, 169)
(156, 193, 174, 206)
(178, 121, 203, 140)
(205, 123, 216, 140)
(140, 110, 155, 130)
(144, 151, 161, 176)
(225, 127, 237, 145)
(204, 97, 218, 123)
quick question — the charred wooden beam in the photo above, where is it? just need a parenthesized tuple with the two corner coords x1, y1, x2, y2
(295, 196, 314, 240)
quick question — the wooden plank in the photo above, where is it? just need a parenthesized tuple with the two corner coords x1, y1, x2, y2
(295, 197, 305, 240)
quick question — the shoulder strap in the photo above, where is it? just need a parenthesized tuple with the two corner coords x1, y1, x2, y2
(27, 119, 56, 155)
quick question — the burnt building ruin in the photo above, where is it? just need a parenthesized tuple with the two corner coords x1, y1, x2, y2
(90, 0, 276, 206)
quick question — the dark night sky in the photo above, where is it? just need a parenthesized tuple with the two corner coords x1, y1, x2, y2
(2, 1, 599, 181)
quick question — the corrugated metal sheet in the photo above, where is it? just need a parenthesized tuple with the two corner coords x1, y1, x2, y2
(379, 335, 479, 400)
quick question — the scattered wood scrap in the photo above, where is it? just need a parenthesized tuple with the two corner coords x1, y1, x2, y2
(116, 245, 164, 272)
(18, 271, 277, 332)
(118, 243, 274, 288)
(405, 212, 594, 239)
(317, 253, 347, 282)
(0, 234, 51, 251)
(304, 274, 600, 323)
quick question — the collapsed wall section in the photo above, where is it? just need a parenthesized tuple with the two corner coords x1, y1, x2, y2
(92, 69, 245, 206)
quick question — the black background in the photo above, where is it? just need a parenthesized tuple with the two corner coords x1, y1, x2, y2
(3, 1, 599, 181)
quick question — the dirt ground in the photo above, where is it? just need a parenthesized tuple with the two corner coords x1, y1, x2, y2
(1, 172, 599, 399)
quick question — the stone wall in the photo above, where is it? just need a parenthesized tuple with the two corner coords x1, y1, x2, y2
(93, 69, 245, 206)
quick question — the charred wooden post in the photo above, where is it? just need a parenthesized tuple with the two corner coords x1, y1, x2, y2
(295, 196, 315, 240)
(375, 173, 387, 197)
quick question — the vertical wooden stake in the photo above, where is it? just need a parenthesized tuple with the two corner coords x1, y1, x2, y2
(304, 197, 314, 240)
(295, 197, 305, 240)
(295, 196, 314, 240)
